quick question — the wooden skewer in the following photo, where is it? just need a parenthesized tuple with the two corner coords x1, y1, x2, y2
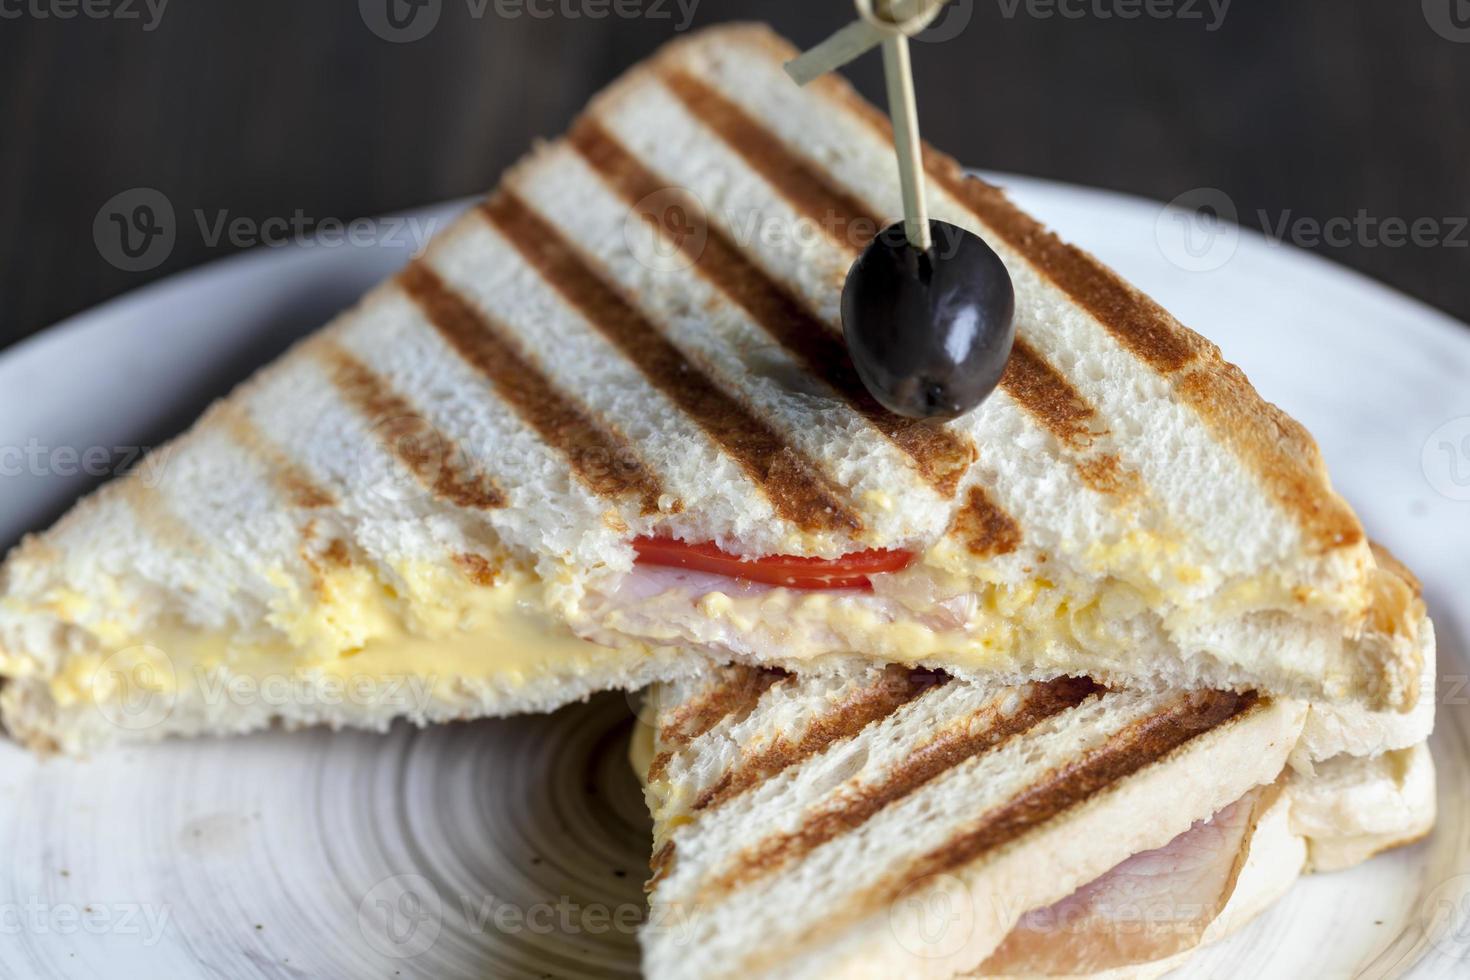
(881, 33, 931, 251)
(786, 0, 950, 252)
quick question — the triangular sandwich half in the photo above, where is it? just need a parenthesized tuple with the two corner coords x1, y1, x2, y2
(0, 25, 1427, 751)
(633, 664, 1435, 979)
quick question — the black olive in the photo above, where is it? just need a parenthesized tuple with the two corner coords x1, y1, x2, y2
(841, 219, 1015, 420)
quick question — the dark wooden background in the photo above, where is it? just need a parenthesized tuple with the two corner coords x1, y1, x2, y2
(2, 0, 1467, 351)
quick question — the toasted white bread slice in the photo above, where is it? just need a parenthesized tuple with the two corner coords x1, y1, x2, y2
(0, 25, 1426, 752)
(637, 665, 1435, 979)
(638, 665, 1307, 979)
(973, 744, 1435, 978)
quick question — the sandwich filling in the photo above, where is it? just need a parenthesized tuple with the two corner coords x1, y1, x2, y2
(0, 551, 655, 745)
(575, 534, 1417, 706)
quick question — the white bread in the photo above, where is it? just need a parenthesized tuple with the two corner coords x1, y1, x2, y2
(639, 664, 1435, 979)
(1293, 620, 1437, 768)
(1289, 742, 1437, 872)
(639, 665, 1306, 979)
(972, 742, 1436, 979)
(0, 25, 1427, 752)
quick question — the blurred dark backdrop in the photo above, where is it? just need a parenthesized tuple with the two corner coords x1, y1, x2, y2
(2, 0, 1467, 350)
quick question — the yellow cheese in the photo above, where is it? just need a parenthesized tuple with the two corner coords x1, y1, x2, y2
(41, 561, 643, 712)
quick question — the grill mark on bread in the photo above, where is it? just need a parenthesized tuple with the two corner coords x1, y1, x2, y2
(1001, 339, 1096, 449)
(805, 75, 1203, 373)
(398, 261, 664, 514)
(693, 667, 948, 813)
(825, 90, 1362, 551)
(480, 192, 863, 535)
(664, 68, 1139, 503)
(928, 152, 1362, 546)
(856, 691, 1259, 924)
(1073, 452, 1143, 497)
(648, 667, 787, 784)
(315, 340, 506, 510)
(452, 552, 500, 586)
(950, 485, 1022, 556)
(744, 53, 1356, 550)
(926, 155, 1202, 371)
(320, 538, 351, 567)
(700, 677, 1100, 901)
(216, 403, 335, 509)
(729, 687, 1258, 975)
(1173, 365, 1362, 550)
(568, 117, 974, 497)
(661, 67, 882, 251)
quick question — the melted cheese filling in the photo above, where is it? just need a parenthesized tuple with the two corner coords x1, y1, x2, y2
(586, 562, 1329, 681)
(22, 561, 640, 713)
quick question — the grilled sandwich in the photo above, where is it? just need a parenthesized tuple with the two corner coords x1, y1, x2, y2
(634, 664, 1435, 979)
(0, 25, 1430, 752)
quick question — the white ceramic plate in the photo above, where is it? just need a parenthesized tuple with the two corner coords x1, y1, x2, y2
(1, 177, 1467, 979)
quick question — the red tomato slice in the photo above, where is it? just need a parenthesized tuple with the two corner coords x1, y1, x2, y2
(631, 537, 915, 590)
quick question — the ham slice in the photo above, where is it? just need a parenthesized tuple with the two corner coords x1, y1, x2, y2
(978, 784, 1279, 976)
